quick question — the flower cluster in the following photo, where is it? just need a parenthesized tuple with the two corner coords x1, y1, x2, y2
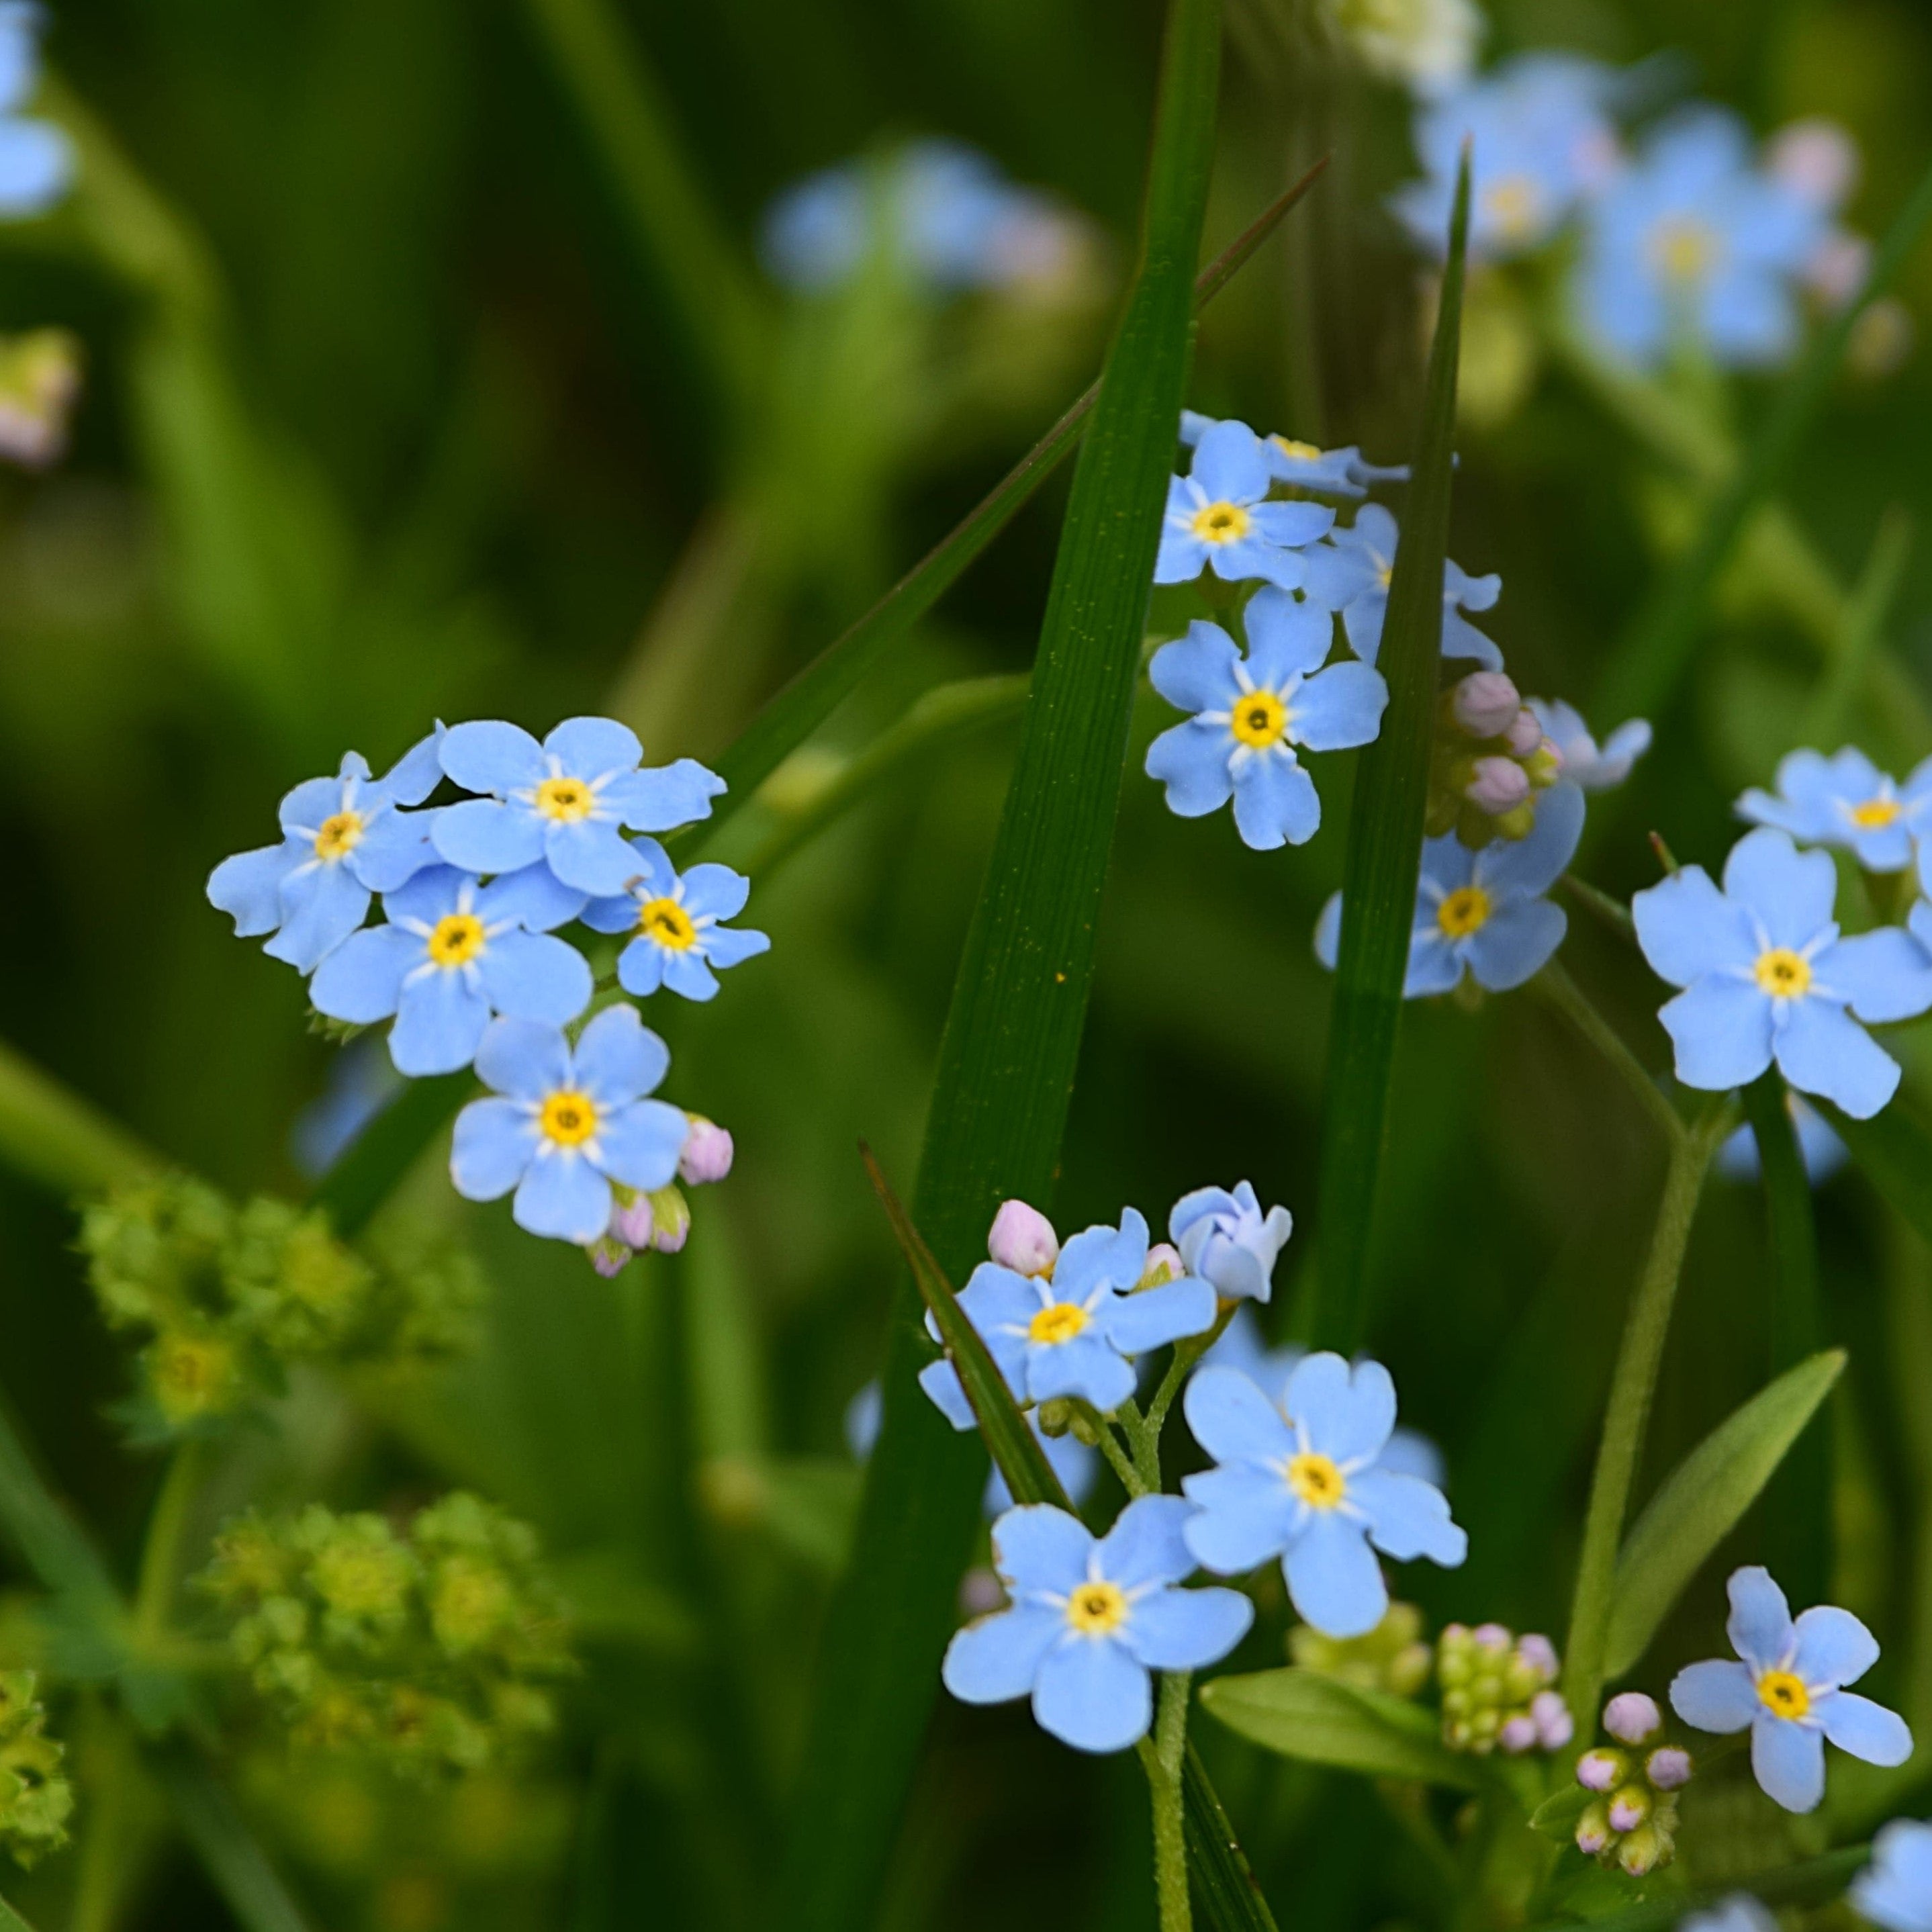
(1571, 1692, 1693, 1876)
(0, 1672, 71, 1869)
(200, 1494, 574, 1776)
(1436, 1621, 1571, 1755)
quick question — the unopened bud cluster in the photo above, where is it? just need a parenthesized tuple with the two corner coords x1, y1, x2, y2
(1291, 1602, 1433, 1698)
(1436, 1622, 1572, 1753)
(200, 1493, 573, 1775)
(587, 1115, 734, 1276)
(0, 1673, 72, 1867)
(1574, 1692, 1692, 1876)
(1428, 673, 1561, 847)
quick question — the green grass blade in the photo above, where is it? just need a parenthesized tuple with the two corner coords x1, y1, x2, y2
(152, 1746, 312, 1932)
(1824, 1095, 1932, 1248)
(1180, 1744, 1282, 1932)
(0, 1893, 34, 1931)
(1594, 151, 1932, 725)
(308, 1071, 473, 1237)
(1309, 150, 1471, 1353)
(0, 1038, 164, 1197)
(779, 5, 1223, 1923)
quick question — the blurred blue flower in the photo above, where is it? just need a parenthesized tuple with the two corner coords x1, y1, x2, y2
(0, 5, 71, 217)
(1153, 420, 1335, 590)
(1632, 828, 1932, 1119)
(310, 864, 592, 1076)
(918, 1211, 1215, 1424)
(1179, 410, 1404, 500)
(1528, 698, 1652, 792)
(845, 1378, 1097, 1514)
(582, 838, 770, 1002)
(1299, 504, 1503, 669)
(1182, 1352, 1466, 1637)
(942, 1496, 1252, 1753)
(450, 1006, 689, 1244)
(1146, 595, 1388, 850)
(432, 717, 724, 899)
(208, 731, 444, 973)
(1670, 1565, 1911, 1813)
(1574, 107, 1825, 369)
(1315, 782, 1585, 996)
(1680, 1899, 1776, 1932)
(1168, 1181, 1293, 1304)
(1716, 1093, 1849, 1187)
(289, 1036, 404, 1180)
(1851, 1817, 1932, 1932)
(1738, 747, 1932, 875)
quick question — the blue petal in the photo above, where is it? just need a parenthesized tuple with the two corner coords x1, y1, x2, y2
(1464, 896, 1567, 991)
(1282, 1512, 1386, 1638)
(599, 759, 726, 833)
(582, 894, 643, 937)
(1340, 592, 1390, 664)
(439, 720, 546, 795)
(545, 715, 643, 778)
(682, 862, 752, 922)
(479, 863, 589, 932)
(959, 1262, 1044, 1334)
(1121, 1585, 1253, 1671)
(376, 727, 446, 807)
(310, 925, 418, 1024)
(1728, 1565, 1796, 1673)
(1299, 543, 1380, 613)
(1818, 928, 1932, 1025)
(1440, 609, 1504, 668)
(592, 1098, 689, 1192)
(264, 864, 369, 972)
(1283, 1352, 1395, 1465)
(450, 1097, 535, 1201)
(918, 1359, 978, 1430)
(279, 772, 355, 837)
(1099, 1276, 1216, 1355)
(208, 841, 300, 937)
(1792, 1604, 1880, 1688)
(1659, 977, 1775, 1092)
(1189, 419, 1269, 504)
(1232, 754, 1320, 849)
(1243, 590, 1333, 684)
(477, 931, 593, 1025)
(1181, 1466, 1297, 1571)
(1773, 1000, 1899, 1120)
(1752, 1709, 1825, 1812)
(513, 1150, 612, 1244)
(1148, 623, 1242, 712)
(1475, 784, 1586, 896)
(1404, 929, 1466, 998)
(432, 798, 547, 877)
(1184, 1367, 1295, 1465)
(1153, 528, 1207, 585)
(1052, 1213, 1148, 1300)
(1290, 661, 1388, 753)
(943, 1605, 1064, 1704)
(0, 118, 71, 214)
(1168, 1185, 1239, 1246)
(1816, 1691, 1913, 1766)
(1633, 865, 1759, 985)
(1032, 1634, 1151, 1753)
(1722, 829, 1838, 950)
(1314, 891, 1342, 970)
(474, 1017, 571, 1102)
(390, 970, 491, 1076)
(545, 817, 646, 896)
(573, 1003, 668, 1104)
(993, 1503, 1093, 1594)
(1352, 1469, 1465, 1566)
(614, 941, 669, 997)
(1247, 500, 1336, 549)
(701, 926, 770, 970)
(1097, 1494, 1199, 1590)
(1209, 536, 1306, 590)
(661, 950, 723, 1001)
(1669, 1657, 1759, 1733)
(1026, 1331, 1135, 1412)
(380, 865, 465, 926)
(1146, 721, 1235, 818)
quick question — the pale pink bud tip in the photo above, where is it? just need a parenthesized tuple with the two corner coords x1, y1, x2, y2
(1471, 1622, 1511, 1651)
(1504, 709, 1545, 756)
(1466, 756, 1532, 814)
(679, 1117, 735, 1185)
(1499, 1714, 1539, 1753)
(988, 1199, 1059, 1276)
(609, 1198, 655, 1249)
(645, 1185, 691, 1254)
(958, 1566, 1006, 1617)
(1452, 671, 1522, 737)
(1516, 1634, 1559, 1679)
(1141, 1242, 1184, 1288)
(1646, 1747, 1692, 1790)
(1576, 1750, 1622, 1792)
(1532, 1690, 1573, 1749)
(1607, 1790, 1648, 1833)
(588, 1238, 633, 1279)
(1602, 1691, 1661, 1745)
(1575, 1821, 1611, 1856)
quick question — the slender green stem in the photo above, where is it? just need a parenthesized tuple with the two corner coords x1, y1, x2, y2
(1562, 1102, 1732, 1725)
(1810, 506, 1913, 747)
(133, 1439, 207, 1650)
(70, 1705, 133, 1932)
(1532, 963, 1684, 1146)
(1142, 1305, 1235, 1452)
(1139, 1672, 1195, 1931)
(1090, 1414, 1147, 1498)
(1559, 873, 1636, 944)
(0, 1036, 165, 1199)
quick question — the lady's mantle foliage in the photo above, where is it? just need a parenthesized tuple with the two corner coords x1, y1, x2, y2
(582, 838, 770, 1001)
(942, 1497, 1252, 1753)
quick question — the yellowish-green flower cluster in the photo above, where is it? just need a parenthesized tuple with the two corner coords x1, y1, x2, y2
(77, 1176, 481, 1437)
(0, 1671, 73, 1868)
(1290, 1602, 1434, 1697)
(200, 1496, 573, 1776)
(1436, 1621, 1573, 1754)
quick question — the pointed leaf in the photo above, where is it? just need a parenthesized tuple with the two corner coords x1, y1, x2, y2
(1528, 1782, 1594, 1840)
(1199, 1668, 1480, 1790)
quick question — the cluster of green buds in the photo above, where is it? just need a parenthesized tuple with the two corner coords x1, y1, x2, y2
(1436, 1621, 1573, 1754)
(0, 1672, 73, 1867)
(1291, 1602, 1434, 1697)
(1573, 1692, 1693, 1876)
(1427, 672, 1561, 847)
(78, 1176, 482, 1438)
(199, 1493, 573, 1775)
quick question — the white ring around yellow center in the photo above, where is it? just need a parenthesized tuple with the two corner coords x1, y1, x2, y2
(314, 811, 364, 862)
(1755, 948, 1812, 999)
(1757, 1669, 1810, 1720)
(1066, 1580, 1128, 1635)
(1191, 500, 1251, 546)
(427, 913, 486, 968)
(1437, 885, 1491, 940)
(540, 1090, 598, 1148)
(1287, 1451, 1346, 1510)
(638, 896, 697, 950)
(1484, 175, 1538, 238)
(535, 776, 594, 822)
(1028, 1301, 1087, 1346)
(1231, 690, 1289, 749)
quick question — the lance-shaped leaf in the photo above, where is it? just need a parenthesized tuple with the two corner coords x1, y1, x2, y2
(1824, 1095, 1932, 1249)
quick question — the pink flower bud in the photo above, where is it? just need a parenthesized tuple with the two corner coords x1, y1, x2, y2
(1576, 1749, 1624, 1792)
(1532, 1689, 1573, 1749)
(1645, 1747, 1692, 1791)
(587, 1236, 633, 1278)
(1607, 1787, 1649, 1834)
(608, 1192, 655, 1249)
(1806, 230, 1871, 308)
(1574, 1804, 1611, 1856)
(1452, 672, 1522, 737)
(959, 1565, 1007, 1617)
(1602, 1691, 1661, 1745)
(679, 1116, 735, 1185)
(988, 1199, 1059, 1276)
(1504, 709, 1545, 756)
(1516, 1634, 1558, 1681)
(647, 1186, 691, 1254)
(1141, 1242, 1184, 1287)
(1466, 756, 1531, 815)
(1471, 1622, 1511, 1652)
(1767, 118, 1859, 211)
(1499, 1714, 1539, 1753)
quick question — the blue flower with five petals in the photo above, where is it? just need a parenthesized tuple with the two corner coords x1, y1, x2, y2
(1738, 747, 1932, 875)
(1851, 1817, 1932, 1932)
(1717, 1092, 1849, 1187)
(1528, 698, 1652, 792)
(1146, 594, 1389, 850)
(207, 731, 444, 972)
(1182, 1352, 1466, 1638)
(1168, 1181, 1293, 1304)
(581, 838, 770, 1001)
(450, 1005, 690, 1244)
(432, 717, 725, 899)
(1669, 1565, 1911, 1813)
(942, 1496, 1254, 1753)
(1154, 420, 1336, 590)
(1179, 410, 1404, 500)
(1299, 504, 1503, 669)
(310, 864, 592, 1076)
(1632, 827, 1932, 1119)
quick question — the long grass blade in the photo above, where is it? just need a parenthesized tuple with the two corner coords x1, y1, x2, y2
(152, 1747, 312, 1932)
(0, 1038, 164, 1198)
(1824, 1095, 1932, 1248)
(1309, 150, 1471, 1352)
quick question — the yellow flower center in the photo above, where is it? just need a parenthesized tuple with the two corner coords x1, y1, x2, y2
(1851, 796, 1902, 829)
(1231, 690, 1289, 749)
(539, 1090, 599, 1148)
(1287, 1451, 1346, 1510)
(1757, 1669, 1810, 1720)
(638, 896, 697, 949)
(1271, 436, 1322, 462)
(1437, 885, 1491, 939)
(535, 776, 594, 822)
(1028, 1301, 1089, 1346)
(1483, 174, 1539, 238)
(427, 913, 486, 967)
(1653, 218, 1716, 283)
(1191, 500, 1252, 545)
(1755, 948, 1812, 999)
(1066, 1581, 1128, 1635)
(314, 811, 364, 861)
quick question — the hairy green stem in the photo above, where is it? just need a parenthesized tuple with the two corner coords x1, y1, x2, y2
(133, 1439, 207, 1651)
(1558, 873, 1636, 944)
(1140, 1671, 1195, 1931)
(1092, 1414, 1148, 1498)
(1532, 964, 1683, 1146)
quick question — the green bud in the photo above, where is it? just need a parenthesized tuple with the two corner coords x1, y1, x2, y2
(1035, 1397, 1075, 1439)
(1616, 1823, 1668, 1878)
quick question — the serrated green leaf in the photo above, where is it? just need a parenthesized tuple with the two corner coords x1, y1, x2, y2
(1602, 1348, 1845, 1680)
(1198, 1667, 1479, 1790)
(1528, 1781, 1594, 1839)
(1824, 1095, 1932, 1248)
(1311, 151, 1471, 1352)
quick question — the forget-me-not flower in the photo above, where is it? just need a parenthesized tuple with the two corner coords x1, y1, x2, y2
(942, 1496, 1253, 1753)
(450, 1006, 690, 1244)
(1528, 698, 1652, 792)
(1168, 1181, 1293, 1304)
(1146, 593, 1389, 850)
(432, 717, 725, 899)
(0, 5, 71, 218)
(1182, 1352, 1466, 1638)
(1154, 420, 1335, 591)
(1851, 1817, 1932, 1932)
(1717, 1092, 1849, 1187)
(1670, 1564, 1911, 1813)
(580, 838, 769, 1002)
(1179, 410, 1404, 500)
(1680, 1900, 1776, 1932)
(1316, 780, 1585, 997)
(1632, 827, 1932, 1119)
(1738, 747, 1932, 875)
(1299, 503, 1504, 670)
(310, 865, 592, 1077)
(208, 732, 444, 973)
(919, 1210, 1215, 1426)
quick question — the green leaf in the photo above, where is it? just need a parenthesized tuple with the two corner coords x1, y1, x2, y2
(1602, 1348, 1845, 1680)
(1197, 1668, 1479, 1791)
(0, 1890, 37, 1931)
(1823, 1095, 1932, 1248)
(1310, 150, 1471, 1352)
(151, 1747, 312, 1932)
(1528, 1782, 1594, 1840)
(0, 1036, 164, 1198)
(1521, 1843, 1871, 1932)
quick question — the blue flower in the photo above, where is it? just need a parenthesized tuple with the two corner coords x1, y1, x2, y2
(580, 839, 770, 1001)
(207, 732, 444, 972)
(1168, 1181, 1293, 1304)
(1145, 595, 1389, 850)
(1716, 1093, 1849, 1187)
(432, 717, 724, 900)
(1315, 782, 1585, 997)
(1528, 698, 1652, 792)
(1182, 1352, 1466, 1638)
(1669, 1565, 1911, 1813)
(310, 864, 592, 1077)
(1574, 107, 1825, 370)
(942, 1496, 1253, 1753)
(1299, 504, 1503, 670)
(1851, 1817, 1932, 1932)
(1632, 828, 1932, 1119)
(1680, 1900, 1776, 1932)
(1179, 411, 1404, 500)
(1154, 420, 1335, 590)
(450, 1005, 690, 1244)
(0, 5, 71, 217)
(1738, 747, 1932, 875)
(918, 1211, 1216, 1425)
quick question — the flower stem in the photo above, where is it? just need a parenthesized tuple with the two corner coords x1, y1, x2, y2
(133, 1438, 207, 1651)
(1532, 962, 1684, 1146)
(1139, 1671, 1194, 1931)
